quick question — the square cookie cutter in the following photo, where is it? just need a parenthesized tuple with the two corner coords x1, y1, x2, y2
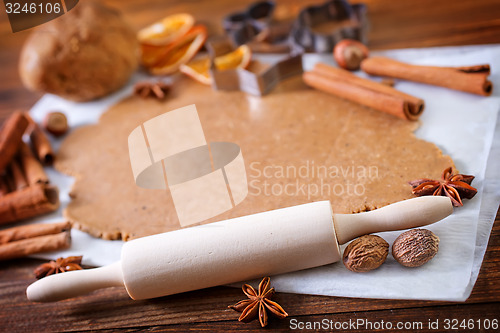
(207, 38, 303, 96)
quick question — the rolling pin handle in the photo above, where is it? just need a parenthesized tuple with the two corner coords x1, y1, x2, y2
(333, 196, 453, 245)
(26, 262, 124, 302)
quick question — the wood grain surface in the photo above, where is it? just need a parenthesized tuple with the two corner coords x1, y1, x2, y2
(1, 0, 499, 331)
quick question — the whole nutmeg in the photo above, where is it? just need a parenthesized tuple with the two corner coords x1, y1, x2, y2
(343, 235, 389, 272)
(333, 39, 369, 71)
(392, 229, 439, 267)
(43, 112, 68, 137)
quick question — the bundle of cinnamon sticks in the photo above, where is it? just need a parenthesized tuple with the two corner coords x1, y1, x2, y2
(303, 63, 424, 120)
(361, 57, 492, 96)
(303, 57, 491, 121)
(0, 222, 71, 261)
(0, 111, 58, 225)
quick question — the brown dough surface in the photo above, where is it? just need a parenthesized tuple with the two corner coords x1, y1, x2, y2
(19, 1, 138, 102)
(55, 76, 454, 240)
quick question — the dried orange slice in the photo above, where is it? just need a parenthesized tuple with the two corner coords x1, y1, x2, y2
(138, 13, 194, 46)
(140, 44, 168, 68)
(179, 57, 212, 85)
(180, 45, 252, 85)
(149, 25, 207, 75)
(214, 45, 252, 70)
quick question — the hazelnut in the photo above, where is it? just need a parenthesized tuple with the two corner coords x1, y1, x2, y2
(333, 39, 369, 71)
(43, 112, 68, 137)
(343, 235, 389, 272)
(392, 229, 439, 267)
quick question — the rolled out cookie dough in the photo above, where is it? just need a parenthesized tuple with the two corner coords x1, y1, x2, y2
(55, 76, 454, 240)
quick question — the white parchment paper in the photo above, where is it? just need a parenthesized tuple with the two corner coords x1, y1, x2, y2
(24, 44, 500, 301)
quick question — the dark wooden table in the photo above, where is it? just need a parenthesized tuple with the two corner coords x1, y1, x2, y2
(1, 0, 500, 331)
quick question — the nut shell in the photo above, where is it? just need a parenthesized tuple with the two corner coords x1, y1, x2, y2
(343, 235, 389, 272)
(43, 112, 68, 137)
(392, 229, 439, 267)
(333, 39, 369, 71)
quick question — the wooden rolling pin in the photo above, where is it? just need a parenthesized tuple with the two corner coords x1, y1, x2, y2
(27, 196, 452, 302)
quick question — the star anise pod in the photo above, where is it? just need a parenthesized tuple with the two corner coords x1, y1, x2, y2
(229, 277, 288, 327)
(34, 256, 83, 279)
(409, 167, 477, 207)
(133, 81, 171, 100)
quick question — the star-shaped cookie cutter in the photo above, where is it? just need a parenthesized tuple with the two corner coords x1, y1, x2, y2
(207, 38, 303, 96)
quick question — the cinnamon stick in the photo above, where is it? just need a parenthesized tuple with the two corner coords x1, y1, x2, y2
(0, 184, 59, 225)
(25, 113, 55, 165)
(0, 221, 71, 244)
(0, 231, 70, 261)
(9, 159, 28, 191)
(19, 142, 49, 185)
(303, 63, 424, 120)
(0, 175, 9, 196)
(361, 57, 492, 96)
(0, 112, 29, 172)
(4, 168, 16, 192)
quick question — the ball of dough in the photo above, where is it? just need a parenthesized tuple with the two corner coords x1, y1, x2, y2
(19, 1, 138, 102)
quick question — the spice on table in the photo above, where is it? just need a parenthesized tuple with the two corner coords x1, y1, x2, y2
(409, 167, 477, 207)
(229, 276, 288, 327)
(0, 125, 58, 224)
(0, 184, 60, 225)
(43, 111, 69, 137)
(392, 229, 439, 267)
(25, 113, 55, 165)
(134, 81, 171, 100)
(0, 176, 8, 196)
(34, 256, 83, 279)
(302, 62, 424, 121)
(361, 57, 492, 96)
(8, 159, 28, 191)
(0, 229, 70, 261)
(0, 221, 71, 244)
(0, 111, 29, 172)
(0, 222, 71, 261)
(18, 142, 49, 185)
(343, 234, 389, 272)
(380, 78, 395, 87)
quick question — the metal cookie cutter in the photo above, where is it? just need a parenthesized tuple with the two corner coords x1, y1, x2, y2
(222, 1, 293, 53)
(289, 0, 368, 53)
(223, 1, 275, 46)
(207, 37, 303, 96)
